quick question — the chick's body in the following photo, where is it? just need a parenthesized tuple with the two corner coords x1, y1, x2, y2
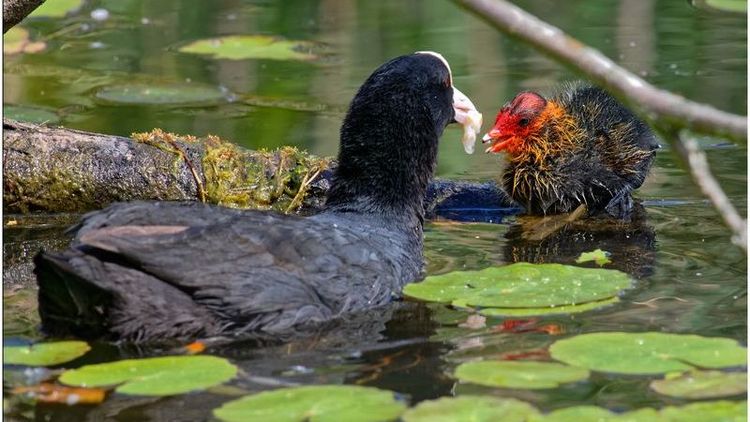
(488, 84, 659, 218)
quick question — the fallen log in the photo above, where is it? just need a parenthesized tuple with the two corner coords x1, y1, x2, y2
(3, 119, 333, 214)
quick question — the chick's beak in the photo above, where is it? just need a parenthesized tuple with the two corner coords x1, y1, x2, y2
(452, 86, 482, 154)
(481, 127, 511, 153)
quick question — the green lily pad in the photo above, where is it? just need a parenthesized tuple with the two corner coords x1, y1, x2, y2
(213, 385, 406, 422)
(402, 396, 539, 422)
(661, 400, 747, 422)
(550, 332, 747, 375)
(454, 360, 589, 389)
(404, 263, 631, 308)
(4, 104, 59, 124)
(59, 355, 237, 396)
(4, 341, 90, 366)
(179, 35, 317, 61)
(650, 370, 747, 399)
(575, 249, 611, 266)
(479, 297, 619, 317)
(29, 0, 84, 18)
(534, 401, 746, 422)
(703, 0, 747, 13)
(534, 405, 659, 422)
(95, 83, 228, 105)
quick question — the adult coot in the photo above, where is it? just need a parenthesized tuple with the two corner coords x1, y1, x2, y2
(35, 52, 482, 342)
(482, 84, 659, 218)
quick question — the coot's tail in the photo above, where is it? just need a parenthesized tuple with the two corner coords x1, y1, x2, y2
(34, 249, 223, 342)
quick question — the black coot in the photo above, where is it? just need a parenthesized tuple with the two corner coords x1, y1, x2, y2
(34, 52, 481, 342)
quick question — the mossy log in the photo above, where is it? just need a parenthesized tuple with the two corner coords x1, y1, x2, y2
(3, 119, 333, 214)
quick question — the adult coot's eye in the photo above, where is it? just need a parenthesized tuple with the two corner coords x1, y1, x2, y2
(518, 118, 530, 127)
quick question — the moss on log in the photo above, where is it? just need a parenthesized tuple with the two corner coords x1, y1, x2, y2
(3, 119, 332, 214)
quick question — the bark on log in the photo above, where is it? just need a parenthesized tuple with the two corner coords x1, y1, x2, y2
(3, 0, 45, 33)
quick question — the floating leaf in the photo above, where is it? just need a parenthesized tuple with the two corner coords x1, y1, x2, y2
(550, 332, 747, 375)
(535, 401, 746, 422)
(536, 405, 659, 421)
(213, 385, 405, 422)
(702, 0, 747, 13)
(660, 400, 747, 422)
(402, 396, 539, 422)
(12, 383, 106, 405)
(404, 263, 631, 309)
(59, 355, 237, 396)
(29, 0, 84, 18)
(179, 35, 317, 61)
(4, 341, 90, 366)
(479, 297, 619, 317)
(650, 370, 747, 399)
(95, 83, 228, 105)
(575, 249, 611, 266)
(3, 105, 59, 124)
(454, 360, 589, 389)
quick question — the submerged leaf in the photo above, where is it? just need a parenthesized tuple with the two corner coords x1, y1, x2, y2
(179, 35, 317, 61)
(213, 385, 406, 422)
(650, 370, 747, 399)
(575, 248, 611, 266)
(550, 332, 747, 375)
(12, 383, 106, 405)
(402, 396, 539, 422)
(4, 105, 59, 123)
(95, 83, 228, 105)
(4, 341, 90, 366)
(59, 355, 237, 396)
(454, 360, 589, 389)
(405, 263, 631, 310)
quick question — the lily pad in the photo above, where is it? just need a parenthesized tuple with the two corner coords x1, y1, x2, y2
(59, 355, 237, 396)
(402, 396, 539, 422)
(702, 0, 747, 13)
(535, 405, 659, 422)
(4, 104, 59, 124)
(404, 263, 631, 309)
(95, 83, 228, 105)
(213, 385, 406, 422)
(534, 401, 746, 422)
(660, 400, 747, 422)
(179, 35, 316, 61)
(4, 341, 90, 366)
(650, 370, 747, 399)
(29, 0, 84, 18)
(454, 360, 589, 389)
(550, 332, 747, 375)
(479, 297, 619, 317)
(575, 249, 611, 266)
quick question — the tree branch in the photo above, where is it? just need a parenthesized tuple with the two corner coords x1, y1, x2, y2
(3, 0, 45, 33)
(454, 0, 747, 250)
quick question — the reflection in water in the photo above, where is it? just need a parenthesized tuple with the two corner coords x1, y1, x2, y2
(503, 205, 657, 280)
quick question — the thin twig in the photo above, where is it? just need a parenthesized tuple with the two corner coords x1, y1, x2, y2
(454, 0, 747, 250)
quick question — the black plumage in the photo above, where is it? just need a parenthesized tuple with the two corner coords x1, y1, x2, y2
(35, 52, 467, 342)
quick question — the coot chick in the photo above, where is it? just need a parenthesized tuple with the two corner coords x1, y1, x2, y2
(35, 52, 482, 342)
(482, 84, 659, 218)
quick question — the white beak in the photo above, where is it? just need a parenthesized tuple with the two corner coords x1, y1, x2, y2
(452, 86, 482, 154)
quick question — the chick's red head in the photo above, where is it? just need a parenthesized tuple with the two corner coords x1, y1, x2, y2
(482, 91, 548, 154)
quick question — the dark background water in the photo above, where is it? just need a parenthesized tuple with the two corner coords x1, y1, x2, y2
(3, 0, 747, 420)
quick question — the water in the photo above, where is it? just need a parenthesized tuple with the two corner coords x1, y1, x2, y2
(3, 0, 746, 420)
